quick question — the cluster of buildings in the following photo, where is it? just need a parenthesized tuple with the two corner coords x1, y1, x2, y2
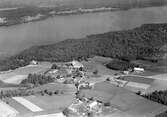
(0, 17, 7, 23)
(67, 98, 103, 117)
(123, 67, 145, 75)
(23, 14, 44, 22)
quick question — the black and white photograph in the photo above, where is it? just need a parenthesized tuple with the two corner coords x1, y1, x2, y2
(0, 0, 167, 117)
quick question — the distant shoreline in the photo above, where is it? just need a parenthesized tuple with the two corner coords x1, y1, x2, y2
(0, 7, 120, 27)
(0, 4, 166, 27)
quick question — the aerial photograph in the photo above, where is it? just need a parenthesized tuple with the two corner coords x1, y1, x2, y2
(1, 0, 167, 117)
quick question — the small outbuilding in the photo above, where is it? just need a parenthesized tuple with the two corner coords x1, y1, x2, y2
(30, 60, 38, 65)
(134, 67, 144, 73)
(71, 60, 84, 69)
(87, 101, 102, 113)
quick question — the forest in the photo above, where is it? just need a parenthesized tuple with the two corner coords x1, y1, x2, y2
(106, 59, 135, 70)
(20, 73, 55, 86)
(141, 90, 167, 117)
(0, 23, 167, 71)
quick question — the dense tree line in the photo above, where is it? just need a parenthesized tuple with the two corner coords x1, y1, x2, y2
(140, 90, 167, 117)
(0, 23, 167, 71)
(106, 59, 135, 70)
(20, 73, 55, 86)
(0, 88, 63, 99)
(0, 89, 35, 99)
(142, 90, 167, 105)
(156, 111, 167, 117)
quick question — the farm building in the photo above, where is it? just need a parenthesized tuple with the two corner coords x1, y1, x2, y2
(30, 60, 38, 65)
(134, 67, 144, 73)
(87, 100, 102, 112)
(0, 100, 18, 117)
(71, 60, 84, 69)
(78, 81, 167, 117)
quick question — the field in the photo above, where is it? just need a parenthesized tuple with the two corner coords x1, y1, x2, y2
(30, 82, 76, 95)
(119, 76, 154, 84)
(145, 79, 167, 94)
(2, 83, 76, 116)
(0, 62, 51, 84)
(79, 81, 167, 117)
(82, 56, 117, 76)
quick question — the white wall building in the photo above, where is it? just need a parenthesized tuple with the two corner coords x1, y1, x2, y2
(0, 17, 7, 23)
(0, 100, 18, 117)
(71, 60, 84, 69)
(134, 67, 144, 72)
(30, 60, 38, 65)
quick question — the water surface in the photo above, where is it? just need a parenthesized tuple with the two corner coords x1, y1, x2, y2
(0, 6, 167, 55)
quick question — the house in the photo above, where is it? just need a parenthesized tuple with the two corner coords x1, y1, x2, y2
(87, 101, 102, 113)
(134, 67, 144, 73)
(71, 60, 84, 69)
(0, 100, 18, 117)
(78, 82, 90, 90)
(30, 60, 38, 65)
(123, 71, 130, 75)
(68, 100, 85, 113)
(0, 17, 7, 23)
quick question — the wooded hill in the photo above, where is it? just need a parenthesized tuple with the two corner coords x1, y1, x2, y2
(0, 23, 167, 71)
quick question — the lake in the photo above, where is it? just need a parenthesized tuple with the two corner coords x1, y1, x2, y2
(0, 6, 167, 55)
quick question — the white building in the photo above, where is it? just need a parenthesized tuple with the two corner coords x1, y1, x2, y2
(134, 67, 144, 73)
(88, 101, 102, 112)
(0, 17, 7, 23)
(30, 60, 38, 65)
(71, 60, 84, 69)
(0, 100, 18, 117)
(68, 100, 83, 113)
(48, 69, 58, 74)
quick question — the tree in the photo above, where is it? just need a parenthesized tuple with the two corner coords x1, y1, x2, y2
(63, 108, 70, 117)
(106, 78, 110, 81)
(93, 69, 98, 75)
(136, 91, 141, 95)
(87, 112, 94, 117)
(48, 91, 53, 96)
(54, 90, 59, 94)
(44, 89, 48, 94)
(51, 64, 58, 69)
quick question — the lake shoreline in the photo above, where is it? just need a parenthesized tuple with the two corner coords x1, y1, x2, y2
(0, 7, 120, 27)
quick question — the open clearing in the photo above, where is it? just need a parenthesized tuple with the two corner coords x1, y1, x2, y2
(148, 73, 167, 80)
(3, 75, 27, 84)
(120, 76, 154, 84)
(79, 81, 167, 117)
(13, 97, 43, 112)
(0, 100, 18, 117)
(1, 82, 76, 116)
(0, 62, 52, 84)
(82, 56, 118, 76)
(25, 95, 75, 112)
(126, 82, 150, 90)
(31, 83, 76, 95)
(145, 79, 167, 94)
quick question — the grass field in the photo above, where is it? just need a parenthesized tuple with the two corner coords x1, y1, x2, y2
(119, 76, 154, 84)
(0, 62, 52, 84)
(82, 56, 118, 76)
(30, 83, 76, 95)
(145, 79, 167, 94)
(79, 81, 167, 117)
(13, 97, 43, 112)
(2, 83, 76, 116)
